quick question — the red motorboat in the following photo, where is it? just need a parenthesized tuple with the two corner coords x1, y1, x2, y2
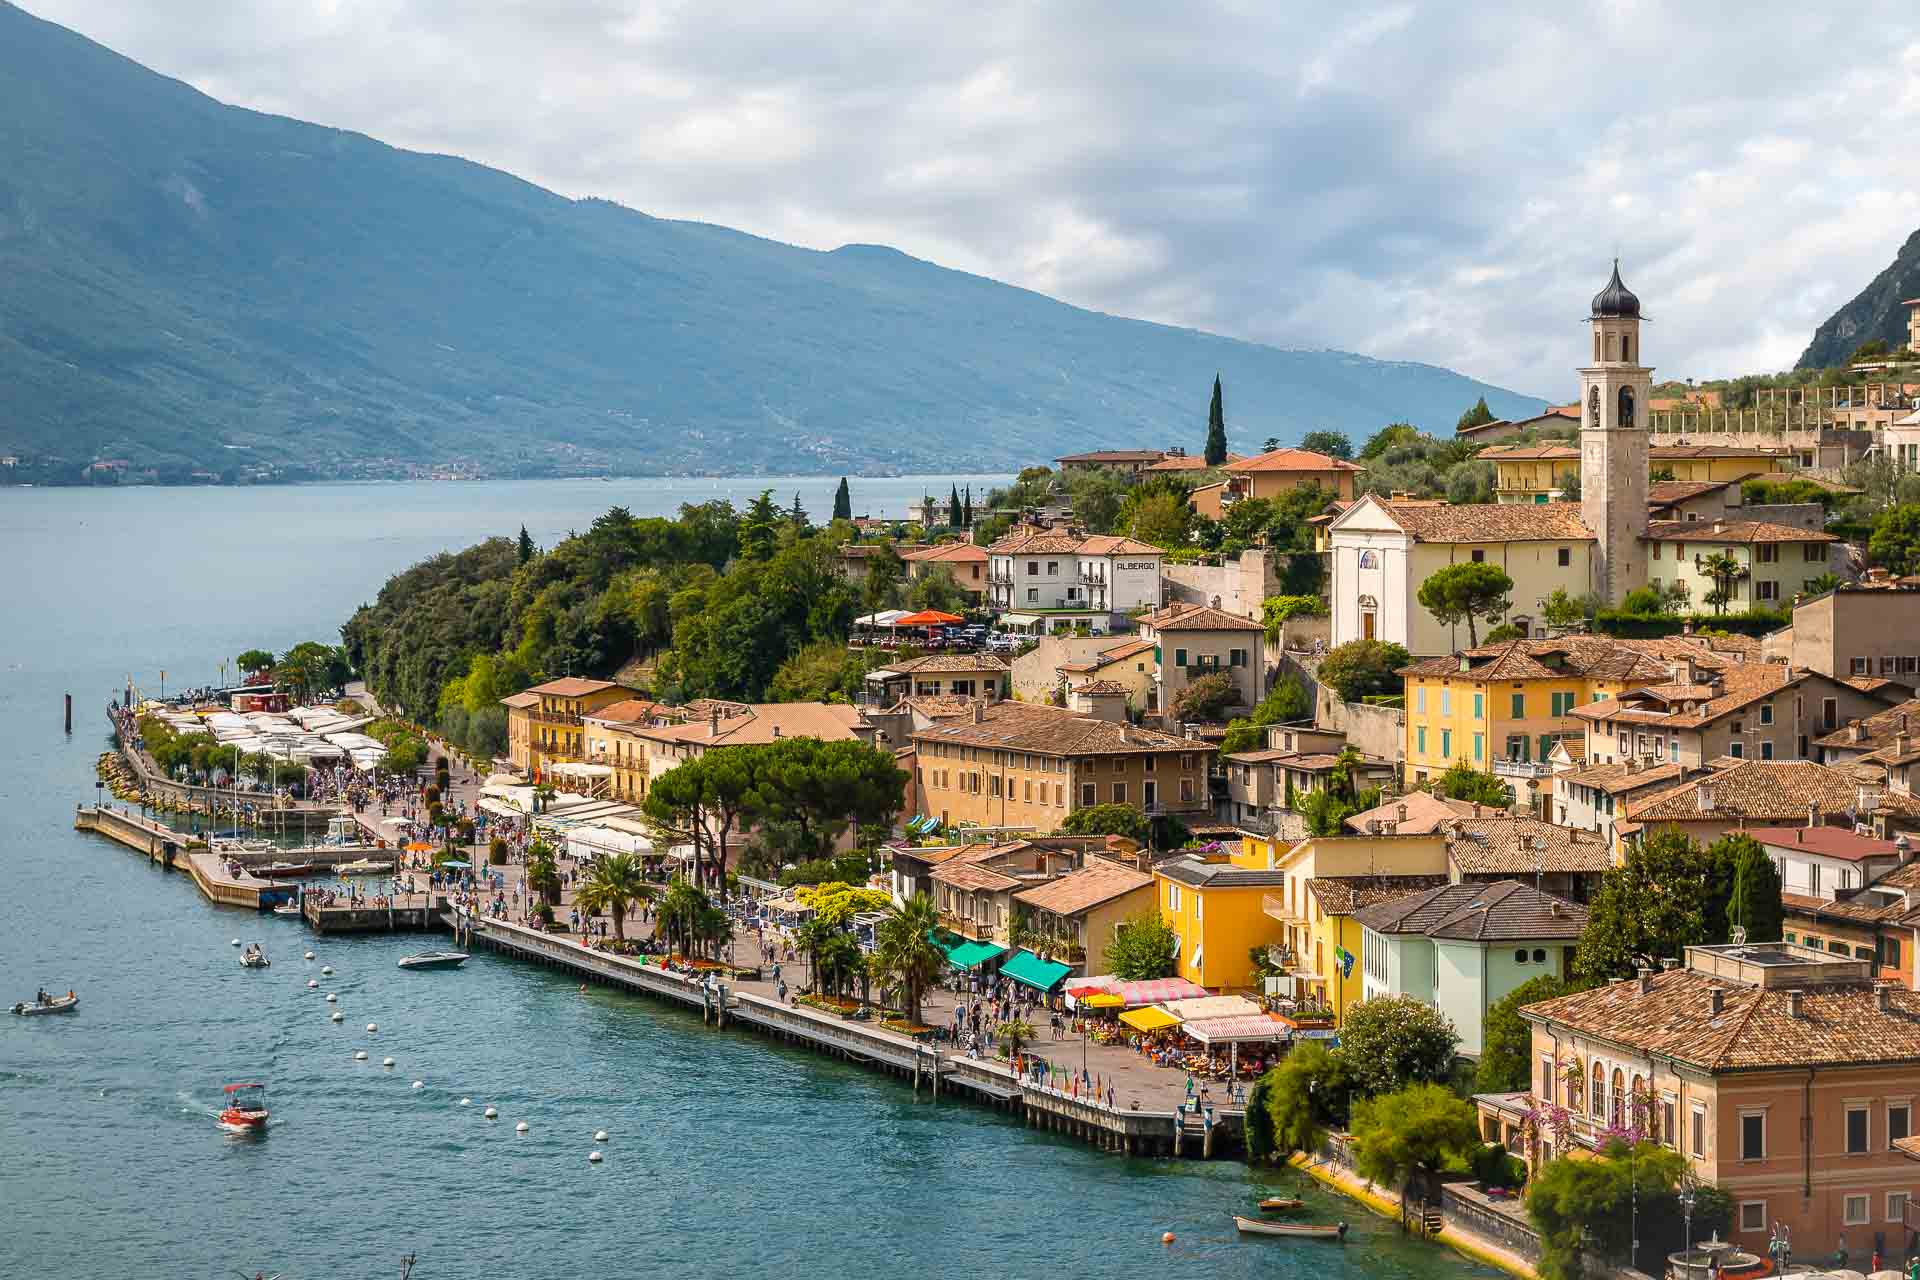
(219, 1082, 269, 1133)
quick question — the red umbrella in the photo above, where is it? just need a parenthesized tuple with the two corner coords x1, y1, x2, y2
(893, 609, 964, 625)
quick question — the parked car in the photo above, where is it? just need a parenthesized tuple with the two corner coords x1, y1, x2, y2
(985, 632, 1020, 654)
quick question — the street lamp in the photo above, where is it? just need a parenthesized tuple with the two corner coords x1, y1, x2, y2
(1678, 1174, 1696, 1263)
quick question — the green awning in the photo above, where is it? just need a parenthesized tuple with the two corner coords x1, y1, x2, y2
(1001, 949, 1073, 993)
(945, 940, 1008, 970)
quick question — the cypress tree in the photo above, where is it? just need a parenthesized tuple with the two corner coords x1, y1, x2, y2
(948, 485, 962, 527)
(789, 491, 808, 528)
(1204, 374, 1227, 465)
(517, 524, 535, 564)
(962, 485, 973, 527)
(832, 477, 852, 521)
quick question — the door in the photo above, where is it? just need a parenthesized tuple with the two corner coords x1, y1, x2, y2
(1362, 610, 1376, 641)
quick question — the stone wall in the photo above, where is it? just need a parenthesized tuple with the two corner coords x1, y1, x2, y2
(1010, 634, 1119, 701)
(1280, 652, 1405, 764)
(1160, 550, 1279, 620)
(1741, 501, 1825, 533)
(1440, 1184, 1545, 1265)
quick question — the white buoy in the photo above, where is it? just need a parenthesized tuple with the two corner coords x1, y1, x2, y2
(325, 993, 337, 1003)
(515, 1121, 528, 1133)
(320, 965, 333, 976)
(588, 1150, 603, 1163)
(230, 938, 241, 946)
(353, 1050, 367, 1061)
(307, 979, 318, 989)
(366, 1022, 377, 1033)
(483, 1106, 498, 1119)
(594, 1130, 608, 1143)
(382, 1057, 395, 1067)
(330, 1011, 344, 1022)
(304, 950, 314, 960)
(412, 1081, 424, 1090)
(458, 1097, 471, 1107)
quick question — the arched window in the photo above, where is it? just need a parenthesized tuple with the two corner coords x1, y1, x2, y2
(1588, 386, 1601, 429)
(1632, 1074, 1649, 1136)
(1606, 333, 1616, 361)
(1618, 385, 1636, 430)
(1610, 1068, 1626, 1129)
(1590, 1061, 1605, 1118)
(1567, 1061, 1584, 1112)
(1515, 948, 1529, 963)
(1533, 948, 1546, 964)
(1594, 331, 1603, 363)
(1358, 550, 1378, 570)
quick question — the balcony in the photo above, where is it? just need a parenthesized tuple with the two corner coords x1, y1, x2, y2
(1491, 758, 1553, 780)
(533, 710, 584, 727)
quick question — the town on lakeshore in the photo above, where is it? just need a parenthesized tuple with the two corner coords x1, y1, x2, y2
(75, 268, 1920, 1280)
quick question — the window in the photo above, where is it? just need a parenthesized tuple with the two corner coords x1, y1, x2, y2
(1471, 549, 1485, 563)
(1112, 782, 1127, 805)
(1729, 741, 1744, 759)
(1143, 755, 1155, 772)
(1590, 1062, 1605, 1119)
(1026, 561, 1037, 576)
(1809, 863, 1821, 896)
(1027, 587, 1039, 603)
(1167, 883, 1181, 911)
(1473, 692, 1484, 718)
(1893, 1192, 1911, 1224)
(1551, 691, 1576, 716)
(1806, 543, 1827, 563)
(1143, 780, 1156, 809)
(1887, 937, 1905, 970)
(1173, 648, 1188, 668)
(1662, 1098, 1677, 1148)
(1844, 1195, 1870, 1226)
(1512, 693, 1526, 718)
(1756, 580, 1779, 603)
(1473, 733, 1484, 761)
(1757, 543, 1778, 564)
(1417, 727, 1427, 753)
(1852, 657, 1871, 676)
(1758, 703, 1773, 726)
(1740, 1202, 1767, 1233)
(1080, 783, 1096, 806)
(1558, 547, 1571, 567)
(1847, 1106, 1869, 1154)
(1046, 561, 1058, 576)
(1441, 729, 1452, 759)
(1229, 648, 1247, 667)
(1533, 948, 1546, 963)
(1441, 689, 1452, 715)
(1760, 740, 1774, 760)
(1515, 948, 1528, 963)
(1540, 1055, 1555, 1102)
(1892, 1104, 1913, 1145)
(1741, 1112, 1765, 1160)
(1417, 687, 1427, 713)
(1691, 1107, 1706, 1157)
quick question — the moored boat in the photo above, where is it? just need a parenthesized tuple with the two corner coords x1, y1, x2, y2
(218, 1082, 269, 1133)
(272, 900, 302, 916)
(1233, 1216, 1347, 1240)
(336, 858, 393, 876)
(1258, 1197, 1306, 1212)
(398, 950, 469, 970)
(256, 861, 321, 879)
(12, 992, 78, 1016)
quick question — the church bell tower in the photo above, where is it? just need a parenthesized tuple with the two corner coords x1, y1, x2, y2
(1579, 261, 1653, 606)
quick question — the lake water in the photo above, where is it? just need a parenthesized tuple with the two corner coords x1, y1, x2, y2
(0, 477, 1498, 1280)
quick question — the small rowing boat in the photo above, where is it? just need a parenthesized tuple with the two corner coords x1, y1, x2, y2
(1258, 1197, 1306, 1212)
(398, 950, 469, 971)
(12, 993, 78, 1016)
(240, 943, 271, 968)
(1233, 1216, 1347, 1240)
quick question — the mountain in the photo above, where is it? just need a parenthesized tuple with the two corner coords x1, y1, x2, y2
(1798, 227, 1920, 369)
(0, 3, 1544, 482)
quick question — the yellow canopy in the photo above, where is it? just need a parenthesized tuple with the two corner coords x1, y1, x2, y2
(1081, 992, 1124, 1008)
(1119, 1006, 1182, 1031)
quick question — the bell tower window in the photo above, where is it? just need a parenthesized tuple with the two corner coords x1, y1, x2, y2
(1588, 386, 1601, 428)
(1618, 385, 1635, 430)
(1621, 335, 1631, 363)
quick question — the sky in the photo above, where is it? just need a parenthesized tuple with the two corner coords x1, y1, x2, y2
(31, 0, 1920, 400)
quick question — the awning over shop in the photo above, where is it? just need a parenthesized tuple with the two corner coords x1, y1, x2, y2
(1118, 1006, 1182, 1032)
(1182, 1014, 1288, 1045)
(1079, 992, 1124, 1008)
(1000, 949, 1073, 993)
(1117, 978, 1209, 1007)
(1162, 995, 1262, 1022)
(945, 940, 1008, 970)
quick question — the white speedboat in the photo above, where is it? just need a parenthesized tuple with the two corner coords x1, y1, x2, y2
(336, 858, 393, 876)
(12, 993, 78, 1016)
(397, 951, 469, 970)
(272, 900, 302, 916)
(240, 944, 271, 968)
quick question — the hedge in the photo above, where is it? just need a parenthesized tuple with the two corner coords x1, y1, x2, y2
(1593, 608, 1789, 638)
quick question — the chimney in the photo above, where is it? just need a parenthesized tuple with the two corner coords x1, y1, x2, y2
(1807, 801, 1819, 830)
(1637, 966, 1654, 994)
(1709, 988, 1725, 1015)
(1850, 719, 1865, 743)
(1712, 519, 1726, 534)
(1119, 724, 1131, 745)
(1696, 782, 1716, 813)
(1879, 985, 1895, 1013)
(1900, 732, 1912, 759)
(708, 708, 721, 737)
(1788, 991, 1804, 1020)
(972, 701, 985, 725)
(1397, 803, 1408, 822)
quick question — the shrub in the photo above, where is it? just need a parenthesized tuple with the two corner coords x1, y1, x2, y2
(1317, 639, 1412, 703)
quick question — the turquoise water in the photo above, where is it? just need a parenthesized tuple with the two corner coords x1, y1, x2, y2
(0, 478, 1500, 1279)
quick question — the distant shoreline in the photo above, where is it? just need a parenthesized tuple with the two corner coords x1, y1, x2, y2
(1, 469, 1016, 492)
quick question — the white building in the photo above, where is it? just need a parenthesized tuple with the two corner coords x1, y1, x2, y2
(1752, 823, 1906, 901)
(988, 526, 1163, 632)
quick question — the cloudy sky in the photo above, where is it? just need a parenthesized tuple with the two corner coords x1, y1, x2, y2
(32, 0, 1920, 398)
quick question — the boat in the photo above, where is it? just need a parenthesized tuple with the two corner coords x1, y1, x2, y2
(1233, 1216, 1347, 1240)
(272, 900, 303, 916)
(240, 943, 271, 968)
(398, 950, 470, 970)
(218, 1082, 270, 1133)
(12, 992, 78, 1016)
(336, 858, 393, 876)
(1258, 1198, 1306, 1212)
(256, 861, 321, 879)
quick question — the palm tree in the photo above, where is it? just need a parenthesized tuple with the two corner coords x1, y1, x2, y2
(573, 852, 652, 941)
(795, 916, 836, 991)
(817, 930, 862, 998)
(655, 880, 708, 957)
(873, 894, 945, 1026)
(525, 842, 562, 908)
(997, 1018, 1037, 1063)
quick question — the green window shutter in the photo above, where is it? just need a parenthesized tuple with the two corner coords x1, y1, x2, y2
(1441, 729, 1452, 759)
(1511, 693, 1525, 718)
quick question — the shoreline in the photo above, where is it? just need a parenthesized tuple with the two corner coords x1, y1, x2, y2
(1289, 1153, 1539, 1279)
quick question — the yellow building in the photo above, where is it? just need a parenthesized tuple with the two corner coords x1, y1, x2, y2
(503, 678, 635, 781)
(1259, 832, 1449, 1020)
(1480, 443, 1795, 504)
(582, 699, 671, 802)
(1399, 637, 1678, 790)
(1645, 519, 1840, 611)
(1153, 844, 1289, 991)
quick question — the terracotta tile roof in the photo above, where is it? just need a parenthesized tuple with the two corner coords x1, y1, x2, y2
(1476, 444, 1578, 460)
(932, 861, 1022, 892)
(1138, 603, 1263, 631)
(1352, 880, 1587, 941)
(637, 702, 868, 747)
(883, 695, 980, 719)
(1812, 698, 1920, 752)
(1092, 639, 1157, 664)
(1780, 891, 1910, 926)
(1873, 859, 1920, 890)
(681, 698, 751, 719)
(500, 691, 540, 709)
(1154, 855, 1288, 888)
(585, 698, 665, 725)
(1223, 447, 1366, 474)
(1650, 444, 1792, 460)
(901, 542, 988, 564)
(1846, 677, 1906, 695)
(1445, 818, 1614, 875)
(1143, 453, 1244, 472)
(1401, 636, 1679, 683)
(1070, 679, 1130, 695)
(988, 529, 1088, 554)
(1342, 792, 1479, 834)
(1648, 479, 1736, 505)
(1752, 825, 1899, 862)
(1013, 859, 1154, 916)
(1624, 760, 1861, 825)
(909, 702, 1200, 757)
(1522, 966, 1920, 1072)
(1643, 519, 1838, 544)
(1568, 661, 1797, 729)
(1556, 760, 1689, 795)
(877, 653, 1012, 675)
(1380, 499, 1592, 543)
(1074, 534, 1164, 555)
(528, 677, 623, 696)
(1306, 874, 1450, 915)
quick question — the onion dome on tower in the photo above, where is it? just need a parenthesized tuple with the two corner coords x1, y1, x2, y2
(1590, 259, 1641, 318)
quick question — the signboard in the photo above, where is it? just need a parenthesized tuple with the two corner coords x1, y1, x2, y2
(1116, 561, 1158, 571)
